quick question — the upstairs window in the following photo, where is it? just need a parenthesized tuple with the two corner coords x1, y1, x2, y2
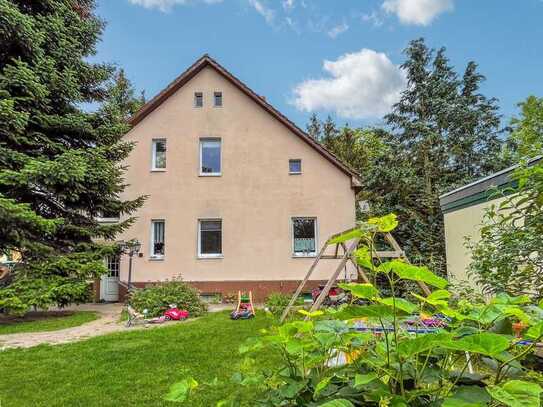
(289, 159, 302, 174)
(292, 217, 317, 256)
(214, 92, 223, 107)
(194, 92, 203, 107)
(152, 139, 166, 170)
(198, 219, 222, 257)
(200, 138, 221, 176)
(151, 220, 165, 258)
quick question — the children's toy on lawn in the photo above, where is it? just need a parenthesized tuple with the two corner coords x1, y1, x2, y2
(231, 291, 255, 320)
(163, 304, 189, 321)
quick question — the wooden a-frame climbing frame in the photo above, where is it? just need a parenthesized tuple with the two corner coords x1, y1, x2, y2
(279, 227, 431, 323)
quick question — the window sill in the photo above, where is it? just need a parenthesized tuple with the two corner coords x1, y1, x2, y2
(199, 173, 222, 177)
(149, 256, 165, 261)
(96, 217, 120, 223)
(292, 253, 317, 258)
(197, 254, 224, 260)
(151, 169, 167, 172)
(289, 172, 302, 175)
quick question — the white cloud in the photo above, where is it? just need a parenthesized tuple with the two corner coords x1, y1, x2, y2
(291, 49, 406, 119)
(382, 0, 453, 26)
(361, 11, 384, 27)
(282, 0, 294, 11)
(327, 22, 349, 39)
(248, 0, 275, 25)
(128, 0, 222, 12)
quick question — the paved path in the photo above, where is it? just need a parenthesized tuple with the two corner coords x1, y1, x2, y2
(0, 303, 230, 350)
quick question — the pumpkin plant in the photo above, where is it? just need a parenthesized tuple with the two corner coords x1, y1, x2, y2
(167, 215, 543, 406)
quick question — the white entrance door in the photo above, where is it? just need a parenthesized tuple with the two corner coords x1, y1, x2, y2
(100, 255, 120, 302)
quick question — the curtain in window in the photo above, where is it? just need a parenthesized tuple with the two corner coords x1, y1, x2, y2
(154, 140, 166, 169)
(293, 218, 316, 254)
(201, 140, 221, 174)
(153, 221, 165, 255)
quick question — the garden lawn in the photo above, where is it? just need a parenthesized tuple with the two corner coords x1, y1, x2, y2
(0, 311, 98, 335)
(0, 311, 278, 406)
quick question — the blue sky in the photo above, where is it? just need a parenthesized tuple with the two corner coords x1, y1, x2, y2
(94, 0, 543, 129)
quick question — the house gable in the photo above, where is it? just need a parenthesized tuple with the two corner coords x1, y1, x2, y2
(129, 54, 361, 190)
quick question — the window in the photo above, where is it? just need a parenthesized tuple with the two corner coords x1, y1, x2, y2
(289, 159, 302, 174)
(194, 92, 203, 107)
(152, 139, 166, 170)
(292, 217, 317, 256)
(214, 92, 223, 107)
(151, 220, 165, 258)
(200, 138, 221, 175)
(198, 219, 222, 257)
(106, 255, 120, 278)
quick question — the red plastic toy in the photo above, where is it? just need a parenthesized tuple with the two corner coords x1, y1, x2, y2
(164, 305, 189, 321)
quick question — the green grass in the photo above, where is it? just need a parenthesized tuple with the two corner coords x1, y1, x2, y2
(0, 311, 98, 335)
(0, 311, 278, 406)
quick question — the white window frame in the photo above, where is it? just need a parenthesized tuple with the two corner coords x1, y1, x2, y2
(199, 138, 222, 176)
(198, 219, 223, 259)
(150, 219, 165, 259)
(291, 217, 318, 257)
(213, 91, 223, 107)
(151, 139, 167, 171)
(289, 159, 302, 175)
(194, 91, 203, 108)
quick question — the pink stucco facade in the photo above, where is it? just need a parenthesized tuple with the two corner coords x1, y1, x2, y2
(115, 57, 358, 297)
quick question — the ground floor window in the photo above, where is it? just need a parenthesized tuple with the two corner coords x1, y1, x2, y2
(199, 219, 222, 257)
(292, 217, 317, 256)
(106, 255, 120, 277)
(151, 220, 165, 257)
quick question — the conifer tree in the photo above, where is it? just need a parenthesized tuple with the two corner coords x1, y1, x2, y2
(0, 0, 144, 314)
(383, 38, 506, 274)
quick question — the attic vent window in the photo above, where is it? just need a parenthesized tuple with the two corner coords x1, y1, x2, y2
(289, 159, 302, 174)
(214, 92, 222, 107)
(194, 92, 203, 108)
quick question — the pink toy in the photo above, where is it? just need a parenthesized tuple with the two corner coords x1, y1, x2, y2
(164, 305, 189, 320)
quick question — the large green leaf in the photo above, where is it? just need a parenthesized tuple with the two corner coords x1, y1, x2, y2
(492, 293, 531, 305)
(526, 321, 543, 340)
(397, 332, 452, 357)
(381, 260, 448, 289)
(442, 385, 491, 407)
(444, 332, 510, 356)
(353, 247, 373, 270)
(319, 400, 355, 407)
(487, 380, 543, 407)
(354, 372, 378, 387)
(328, 228, 364, 244)
(338, 283, 379, 299)
(335, 304, 395, 319)
(314, 376, 332, 398)
(411, 289, 450, 307)
(367, 213, 398, 232)
(164, 378, 198, 402)
(378, 297, 417, 314)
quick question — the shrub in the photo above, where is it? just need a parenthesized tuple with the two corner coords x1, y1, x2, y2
(129, 279, 207, 318)
(265, 292, 303, 318)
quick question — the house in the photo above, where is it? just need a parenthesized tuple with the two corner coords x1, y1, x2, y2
(439, 157, 541, 285)
(96, 55, 361, 302)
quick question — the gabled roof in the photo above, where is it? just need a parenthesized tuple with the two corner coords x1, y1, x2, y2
(129, 54, 361, 188)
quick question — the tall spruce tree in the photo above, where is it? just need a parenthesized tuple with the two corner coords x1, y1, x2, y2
(0, 1, 144, 314)
(383, 38, 506, 274)
(311, 39, 507, 276)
